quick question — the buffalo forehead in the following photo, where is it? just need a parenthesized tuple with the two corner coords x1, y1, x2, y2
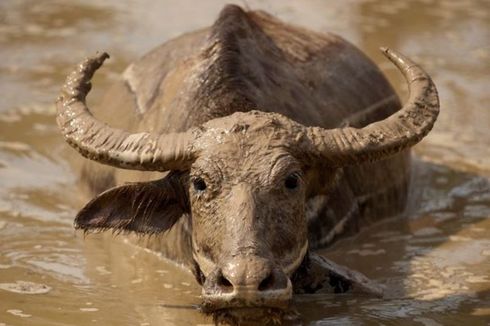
(193, 142, 295, 185)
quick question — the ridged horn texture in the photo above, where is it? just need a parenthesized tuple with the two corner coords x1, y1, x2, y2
(56, 52, 196, 171)
(306, 47, 439, 166)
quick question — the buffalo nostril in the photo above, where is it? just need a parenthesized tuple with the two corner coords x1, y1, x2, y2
(217, 274, 233, 293)
(258, 273, 275, 291)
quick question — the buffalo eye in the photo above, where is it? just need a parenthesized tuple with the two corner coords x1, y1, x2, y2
(284, 173, 300, 190)
(193, 177, 207, 191)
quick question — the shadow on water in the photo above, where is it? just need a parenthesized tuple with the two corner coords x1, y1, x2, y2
(0, 0, 489, 325)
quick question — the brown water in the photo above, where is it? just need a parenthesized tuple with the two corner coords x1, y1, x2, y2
(0, 0, 489, 325)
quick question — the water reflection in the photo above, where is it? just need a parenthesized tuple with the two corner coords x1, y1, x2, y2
(0, 0, 489, 325)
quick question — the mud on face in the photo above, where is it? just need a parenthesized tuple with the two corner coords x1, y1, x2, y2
(189, 125, 309, 312)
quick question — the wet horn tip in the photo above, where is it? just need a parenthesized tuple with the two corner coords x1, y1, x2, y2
(96, 51, 110, 61)
(79, 52, 110, 73)
(379, 46, 389, 53)
(379, 47, 396, 61)
(88, 51, 110, 68)
(378, 47, 415, 72)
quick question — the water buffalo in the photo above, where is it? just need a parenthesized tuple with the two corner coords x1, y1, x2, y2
(56, 4, 439, 325)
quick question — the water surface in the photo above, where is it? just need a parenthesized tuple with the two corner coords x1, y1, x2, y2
(0, 0, 489, 325)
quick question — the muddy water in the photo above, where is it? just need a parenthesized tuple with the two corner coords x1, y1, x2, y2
(0, 0, 489, 325)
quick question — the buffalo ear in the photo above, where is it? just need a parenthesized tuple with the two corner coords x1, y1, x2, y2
(75, 171, 189, 234)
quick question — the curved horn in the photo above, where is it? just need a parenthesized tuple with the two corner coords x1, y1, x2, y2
(56, 53, 197, 171)
(306, 48, 439, 166)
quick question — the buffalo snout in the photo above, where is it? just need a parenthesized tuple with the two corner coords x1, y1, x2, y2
(202, 256, 292, 310)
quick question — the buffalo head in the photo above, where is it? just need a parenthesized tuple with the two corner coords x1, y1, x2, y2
(56, 48, 438, 321)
